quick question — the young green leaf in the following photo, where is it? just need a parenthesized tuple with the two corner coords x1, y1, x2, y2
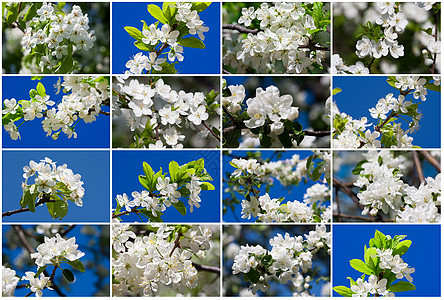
(169, 161, 180, 182)
(388, 281, 416, 292)
(333, 286, 354, 297)
(349, 259, 373, 275)
(124, 26, 144, 41)
(200, 182, 215, 191)
(178, 37, 205, 49)
(46, 200, 68, 220)
(34, 266, 47, 278)
(36, 82, 46, 97)
(56, 56, 74, 74)
(172, 201, 186, 216)
(147, 4, 168, 24)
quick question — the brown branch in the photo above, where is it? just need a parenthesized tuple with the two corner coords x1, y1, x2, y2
(98, 110, 110, 116)
(374, 111, 397, 132)
(192, 262, 220, 274)
(60, 225, 76, 237)
(223, 24, 259, 34)
(413, 151, 425, 183)
(333, 213, 391, 222)
(302, 130, 330, 137)
(112, 206, 141, 219)
(367, 57, 376, 71)
(2, 197, 56, 218)
(419, 150, 441, 172)
(333, 177, 364, 210)
(334, 188, 342, 222)
(201, 121, 220, 141)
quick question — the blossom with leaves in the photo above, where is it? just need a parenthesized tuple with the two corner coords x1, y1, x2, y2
(113, 158, 215, 222)
(222, 79, 330, 148)
(2, 76, 110, 141)
(3, 2, 97, 74)
(112, 76, 220, 148)
(334, 230, 416, 297)
(112, 224, 220, 296)
(2, 157, 85, 220)
(231, 225, 330, 295)
(124, 2, 211, 74)
(333, 2, 441, 74)
(224, 151, 331, 223)
(223, 2, 330, 74)
(333, 76, 441, 149)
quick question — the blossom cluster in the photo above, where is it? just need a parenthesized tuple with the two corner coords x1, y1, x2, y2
(224, 2, 329, 73)
(113, 77, 219, 148)
(353, 151, 441, 222)
(229, 152, 331, 223)
(3, 76, 109, 140)
(333, 76, 440, 149)
(2, 266, 19, 297)
(232, 225, 330, 295)
(349, 275, 392, 297)
(125, 2, 209, 74)
(20, 2, 95, 73)
(31, 233, 85, 267)
(376, 248, 415, 282)
(23, 157, 85, 207)
(112, 224, 213, 296)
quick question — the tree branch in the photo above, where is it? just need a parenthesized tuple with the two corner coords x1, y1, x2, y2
(60, 225, 76, 237)
(112, 206, 141, 219)
(302, 130, 330, 137)
(333, 177, 364, 210)
(201, 121, 220, 141)
(412, 151, 425, 183)
(2, 197, 56, 218)
(374, 111, 397, 132)
(419, 150, 441, 172)
(223, 24, 259, 34)
(192, 262, 220, 274)
(334, 213, 392, 222)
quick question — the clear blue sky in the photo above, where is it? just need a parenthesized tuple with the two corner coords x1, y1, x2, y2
(2, 225, 110, 297)
(333, 76, 441, 148)
(223, 225, 330, 296)
(333, 224, 441, 297)
(112, 150, 220, 222)
(2, 76, 110, 148)
(2, 150, 110, 223)
(112, 2, 220, 74)
(223, 150, 329, 222)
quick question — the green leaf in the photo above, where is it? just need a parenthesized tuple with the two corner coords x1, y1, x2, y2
(56, 56, 73, 74)
(23, 3, 42, 22)
(312, 165, 322, 181)
(147, 4, 168, 24)
(46, 200, 68, 220)
(246, 269, 260, 284)
(178, 37, 205, 49)
(169, 161, 180, 182)
(347, 277, 357, 286)
(6, 3, 19, 24)
(393, 240, 412, 256)
(349, 259, 373, 275)
(306, 155, 314, 170)
(67, 259, 85, 273)
(62, 268, 75, 282)
(352, 160, 367, 175)
(134, 41, 151, 51)
(139, 175, 150, 191)
(374, 230, 387, 248)
(259, 133, 272, 148)
(124, 26, 144, 41)
(191, 2, 211, 13)
(200, 182, 215, 191)
(425, 83, 441, 93)
(332, 87, 342, 95)
(388, 281, 416, 292)
(172, 201, 186, 216)
(35, 266, 47, 278)
(36, 82, 46, 97)
(277, 129, 293, 148)
(333, 286, 354, 297)
(194, 158, 205, 174)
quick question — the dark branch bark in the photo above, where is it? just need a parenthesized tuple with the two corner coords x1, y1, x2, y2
(419, 150, 441, 172)
(302, 130, 330, 137)
(223, 24, 259, 34)
(2, 197, 55, 218)
(412, 151, 425, 183)
(201, 121, 220, 141)
(334, 213, 392, 222)
(333, 177, 364, 210)
(192, 262, 220, 274)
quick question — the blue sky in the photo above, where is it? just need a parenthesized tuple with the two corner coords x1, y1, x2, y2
(333, 224, 441, 297)
(333, 76, 441, 148)
(223, 150, 329, 222)
(2, 225, 110, 297)
(2, 76, 110, 148)
(2, 151, 110, 223)
(223, 225, 330, 296)
(112, 150, 220, 222)
(112, 2, 220, 74)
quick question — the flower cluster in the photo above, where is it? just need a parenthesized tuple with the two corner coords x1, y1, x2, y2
(113, 77, 219, 148)
(20, 2, 95, 73)
(353, 151, 441, 222)
(228, 151, 331, 223)
(3, 76, 109, 141)
(376, 248, 415, 282)
(224, 2, 330, 73)
(31, 233, 85, 267)
(22, 157, 85, 207)
(333, 76, 440, 148)
(349, 275, 391, 297)
(2, 266, 19, 296)
(125, 2, 209, 74)
(232, 225, 330, 295)
(21, 272, 52, 297)
(112, 224, 213, 296)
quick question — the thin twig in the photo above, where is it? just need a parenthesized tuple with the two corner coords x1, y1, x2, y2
(374, 111, 397, 132)
(333, 177, 364, 210)
(334, 213, 391, 222)
(60, 225, 76, 237)
(334, 188, 342, 222)
(112, 206, 141, 219)
(201, 121, 220, 140)
(412, 151, 425, 183)
(192, 262, 220, 274)
(302, 130, 330, 137)
(419, 150, 441, 172)
(2, 197, 56, 218)
(222, 24, 259, 34)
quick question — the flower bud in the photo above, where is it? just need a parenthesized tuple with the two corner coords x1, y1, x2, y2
(287, 107, 299, 121)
